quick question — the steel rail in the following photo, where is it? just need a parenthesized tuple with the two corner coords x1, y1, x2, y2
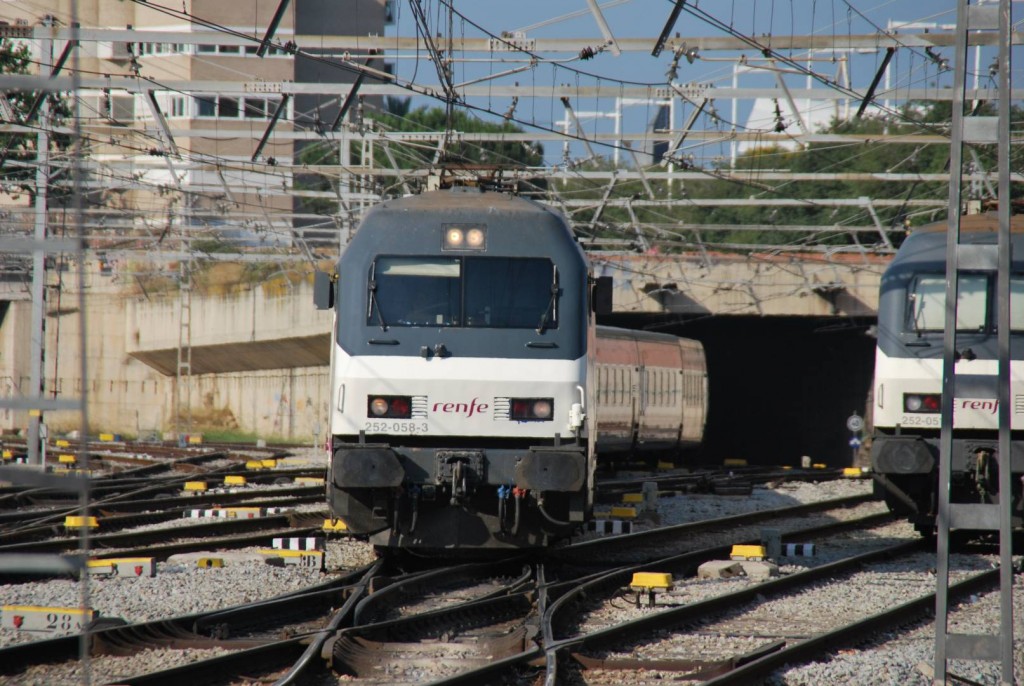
(0, 563, 376, 678)
(410, 510, 897, 684)
(351, 558, 533, 626)
(698, 567, 1001, 685)
(0, 512, 319, 557)
(541, 523, 920, 682)
(0, 488, 325, 543)
(559, 492, 875, 555)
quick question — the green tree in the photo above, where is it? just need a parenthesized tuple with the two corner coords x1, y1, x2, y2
(0, 37, 73, 201)
(294, 104, 545, 219)
(566, 100, 1023, 252)
(696, 101, 1023, 248)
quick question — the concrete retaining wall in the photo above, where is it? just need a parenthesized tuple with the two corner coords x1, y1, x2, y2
(0, 270, 332, 442)
(0, 252, 885, 441)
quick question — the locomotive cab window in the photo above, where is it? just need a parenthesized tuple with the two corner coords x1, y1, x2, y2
(907, 274, 987, 333)
(1013, 277, 1024, 331)
(370, 257, 460, 327)
(368, 256, 557, 329)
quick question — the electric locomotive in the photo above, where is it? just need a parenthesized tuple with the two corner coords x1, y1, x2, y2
(870, 212, 1024, 534)
(314, 187, 707, 551)
(314, 187, 601, 550)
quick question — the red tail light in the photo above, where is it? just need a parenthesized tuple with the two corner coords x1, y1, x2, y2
(904, 393, 941, 413)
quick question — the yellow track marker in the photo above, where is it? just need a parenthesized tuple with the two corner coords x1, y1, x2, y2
(730, 544, 767, 561)
(64, 516, 99, 529)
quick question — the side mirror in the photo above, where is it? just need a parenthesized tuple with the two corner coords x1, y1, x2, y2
(592, 276, 612, 315)
(313, 270, 335, 310)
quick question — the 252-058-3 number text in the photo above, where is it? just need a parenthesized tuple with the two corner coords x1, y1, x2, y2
(364, 421, 429, 433)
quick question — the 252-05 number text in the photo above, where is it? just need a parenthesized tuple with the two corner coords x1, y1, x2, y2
(899, 414, 939, 427)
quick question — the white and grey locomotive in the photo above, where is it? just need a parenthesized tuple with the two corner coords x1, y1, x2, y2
(314, 188, 707, 550)
(871, 212, 1024, 534)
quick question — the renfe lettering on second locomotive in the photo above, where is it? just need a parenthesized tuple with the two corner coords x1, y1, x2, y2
(959, 399, 998, 414)
(433, 398, 490, 417)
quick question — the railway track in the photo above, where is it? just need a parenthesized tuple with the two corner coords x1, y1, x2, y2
(0, 511, 328, 567)
(560, 492, 882, 564)
(1, 469, 910, 685)
(0, 484, 325, 547)
(0, 563, 378, 685)
(547, 537, 1001, 685)
(593, 465, 850, 503)
(180, 505, 914, 684)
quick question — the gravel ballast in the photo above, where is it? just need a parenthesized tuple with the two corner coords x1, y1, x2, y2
(4, 470, 1020, 685)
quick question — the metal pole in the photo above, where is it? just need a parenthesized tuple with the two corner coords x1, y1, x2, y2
(68, 2, 93, 680)
(933, 1, 970, 682)
(993, 3, 1013, 682)
(27, 28, 52, 467)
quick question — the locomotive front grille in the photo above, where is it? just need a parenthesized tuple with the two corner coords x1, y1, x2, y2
(411, 396, 429, 418)
(492, 397, 511, 421)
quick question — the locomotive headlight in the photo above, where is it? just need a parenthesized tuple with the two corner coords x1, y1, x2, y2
(443, 225, 487, 250)
(511, 398, 554, 421)
(367, 395, 413, 418)
(444, 228, 464, 248)
(465, 228, 486, 248)
(532, 399, 552, 419)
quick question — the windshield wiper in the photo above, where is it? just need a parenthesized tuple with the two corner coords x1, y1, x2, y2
(368, 280, 388, 331)
(909, 294, 927, 341)
(536, 282, 559, 334)
(535, 267, 560, 334)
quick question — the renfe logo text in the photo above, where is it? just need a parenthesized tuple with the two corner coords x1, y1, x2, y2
(433, 398, 489, 418)
(959, 399, 998, 414)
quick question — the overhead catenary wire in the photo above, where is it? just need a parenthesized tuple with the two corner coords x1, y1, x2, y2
(1, 0, 1008, 261)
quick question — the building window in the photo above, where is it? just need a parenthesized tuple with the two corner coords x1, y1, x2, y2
(196, 96, 216, 117)
(218, 97, 239, 118)
(243, 97, 267, 118)
(170, 96, 186, 117)
(193, 95, 285, 120)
